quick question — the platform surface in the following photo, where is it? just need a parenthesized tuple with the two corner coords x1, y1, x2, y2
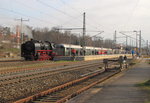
(68, 59, 150, 103)
(54, 54, 132, 61)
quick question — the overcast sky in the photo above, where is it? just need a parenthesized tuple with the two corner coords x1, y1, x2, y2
(0, 0, 149, 45)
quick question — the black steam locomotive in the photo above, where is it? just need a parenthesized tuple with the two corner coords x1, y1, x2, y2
(21, 39, 55, 60)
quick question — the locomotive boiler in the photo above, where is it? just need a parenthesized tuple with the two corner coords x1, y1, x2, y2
(21, 39, 55, 60)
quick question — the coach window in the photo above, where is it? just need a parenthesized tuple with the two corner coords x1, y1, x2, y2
(66, 48, 70, 56)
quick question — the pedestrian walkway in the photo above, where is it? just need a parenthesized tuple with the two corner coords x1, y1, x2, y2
(68, 59, 150, 103)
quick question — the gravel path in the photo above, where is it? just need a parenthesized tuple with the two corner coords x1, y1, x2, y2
(68, 59, 150, 103)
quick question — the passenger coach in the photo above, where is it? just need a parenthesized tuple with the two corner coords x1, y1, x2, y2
(55, 44, 82, 56)
(55, 44, 113, 56)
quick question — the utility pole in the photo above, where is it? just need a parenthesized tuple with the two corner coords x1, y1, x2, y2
(70, 33, 72, 56)
(114, 30, 117, 47)
(126, 36, 128, 49)
(139, 30, 141, 55)
(131, 39, 133, 49)
(136, 32, 138, 50)
(129, 37, 131, 50)
(133, 30, 139, 53)
(15, 18, 29, 44)
(147, 40, 149, 55)
(82, 12, 86, 54)
(16, 25, 20, 48)
(78, 33, 81, 45)
(119, 31, 130, 53)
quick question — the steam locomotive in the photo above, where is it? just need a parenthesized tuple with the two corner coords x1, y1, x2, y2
(21, 39, 126, 61)
(21, 39, 55, 60)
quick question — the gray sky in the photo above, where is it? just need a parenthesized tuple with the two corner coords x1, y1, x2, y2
(0, 0, 149, 45)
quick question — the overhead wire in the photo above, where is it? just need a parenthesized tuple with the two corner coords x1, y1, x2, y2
(6, 0, 105, 33)
(2, 0, 144, 44)
(58, 0, 82, 14)
(0, 7, 57, 26)
(14, 0, 65, 24)
(0, 0, 100, 36)
(50, 0, 145, 45)
(37, 0, 103, 32)
(122, 0, 140, 29)
(37, 0, 79, 19)
(36, 0, 88, 30)
(58, 0, 107, 31)
(14, 0, 87, 30)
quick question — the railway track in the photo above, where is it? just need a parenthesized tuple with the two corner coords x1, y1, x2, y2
(0, 61, 53, 73)
(0, 62, 103, 86)
(13, 59, 135, 103)
(0, 60, 102, 75)
(14, 67, 120, 103)
(0, 57, 127, 103)
(0, 60, 100, 75)
(0, 60, 118, 87)
(0, 60, 118, 103)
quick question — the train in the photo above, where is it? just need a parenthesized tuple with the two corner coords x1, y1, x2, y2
(21, 39, 55, 60)
(55, 44, 113, 56)
(21, 39, 125, 61)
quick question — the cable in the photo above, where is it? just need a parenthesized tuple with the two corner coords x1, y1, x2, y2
(37, 0, 77, 19)
(3, 0, 106, 36)
(58, 0, 82, 14)
(13, 0, 89, 32)
(0, 7, 57, 26)
(37, 0, 103, 31)
(58, 0, 107, 31)
(37, 0, 87, 29)
(14, 0, 63, 23)
(59, 14, 83, 26)
(122, 0, 140, 28)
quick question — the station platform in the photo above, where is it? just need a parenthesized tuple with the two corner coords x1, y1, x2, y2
(67, 59, 150, 103)
(53, 54, 132, 61)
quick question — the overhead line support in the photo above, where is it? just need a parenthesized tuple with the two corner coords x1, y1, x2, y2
(15, 18, 29, 44)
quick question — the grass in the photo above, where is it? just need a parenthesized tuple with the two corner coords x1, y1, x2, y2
(137, 80, 150, 103)
(0, 43, 20, 58)
(0, 48, 20, 53)
(0, 47, 20, 58)
(137, 80, 150, 90)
